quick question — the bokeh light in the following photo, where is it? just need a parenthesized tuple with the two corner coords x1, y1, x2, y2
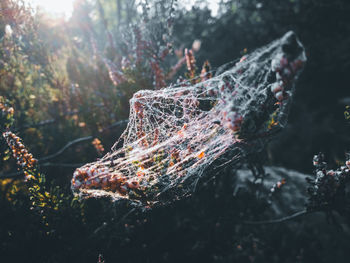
(25, 0, 75, 19)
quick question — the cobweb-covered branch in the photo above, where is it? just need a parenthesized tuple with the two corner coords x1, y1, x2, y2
(71, 31, 307, 206)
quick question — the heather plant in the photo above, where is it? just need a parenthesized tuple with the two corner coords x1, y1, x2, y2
(305, 108, 350, 221)
(0, 0, 187, 174)
(0, 0, 203, 255)
(307, 153, 350, 217)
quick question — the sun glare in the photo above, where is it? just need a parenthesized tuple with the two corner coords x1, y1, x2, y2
(26, 0, 75, 19)
(25, 0, 224, 20)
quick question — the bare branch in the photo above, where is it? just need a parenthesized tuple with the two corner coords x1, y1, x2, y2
(100, 119, 128, 132)
(19, 118, 56, 130)
(0, 162, 84, 179)
(0, 119, 128, 179)
(0, 170, 23, 179)
(38, 136, 93, 162)
(242, 209, 308, 225)
(40, 162, 85, 168)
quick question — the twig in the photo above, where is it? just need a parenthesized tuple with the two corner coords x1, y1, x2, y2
(18, 118, 56, 130)
(40, 162, 85, 168)
(0, 163, 85, 179)
(38, 136, 93, 162)
(0, 162, 84, 179)
(36, 119, 128, 161)
(100, 119, 128, 132)
(0, 120, 128, 179)
(0, 136, 93, 178)
(242, 209, 308, 225)
(0, 170, 23, 179)
(92, 208, 137, 237)
(16, 110, 80, 131)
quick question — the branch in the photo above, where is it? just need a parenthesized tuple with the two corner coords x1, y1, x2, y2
(33, 120, 127, 162)
(0, 170, 23, 179)
(0, 120, 128, 179)
(0, 136, 93, 178)
(0, 163, 84, 179)
(35, 119, 128, 162)
(16, 110, 79, 131)
(38, 136, 93, 162)
(40, 162, 85, 168)
(100, 119, 128, 132)
(18, 118, 56, 130)
(242, 209, 308, 225)
(16, 108, 126, 132)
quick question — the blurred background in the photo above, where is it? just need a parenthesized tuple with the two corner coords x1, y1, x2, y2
(0, 0, 349, 262)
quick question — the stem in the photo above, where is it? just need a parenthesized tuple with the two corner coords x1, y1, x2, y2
(243, 209, 308, 225)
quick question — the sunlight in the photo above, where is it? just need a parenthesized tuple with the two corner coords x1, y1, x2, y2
(181, 0, 229, 16)
(24, 0, 224, 20)
(25, 0, 75, 19)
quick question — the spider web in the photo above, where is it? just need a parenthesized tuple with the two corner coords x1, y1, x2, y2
(72, 31, 306, 206)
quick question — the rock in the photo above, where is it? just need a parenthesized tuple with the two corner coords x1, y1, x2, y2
(235, 166, 309, 216)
